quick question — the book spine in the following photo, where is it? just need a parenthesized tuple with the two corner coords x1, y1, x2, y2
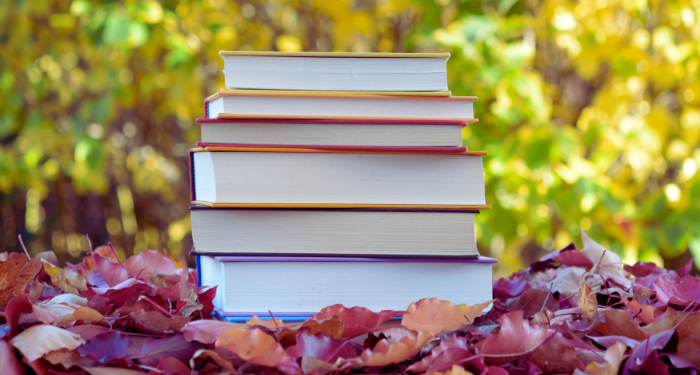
(204, 99, 209, 118)
(195, 255, 201, 288)
(188, 149, 195, 202)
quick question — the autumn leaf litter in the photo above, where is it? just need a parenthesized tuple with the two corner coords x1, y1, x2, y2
(0, 232, 699, 375)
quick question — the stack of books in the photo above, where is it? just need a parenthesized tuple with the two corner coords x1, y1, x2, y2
(190, 51, 495, 321)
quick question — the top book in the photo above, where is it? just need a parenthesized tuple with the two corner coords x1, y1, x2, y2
(220, 51, 450, 92)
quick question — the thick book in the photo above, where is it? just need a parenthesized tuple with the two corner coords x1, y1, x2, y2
(204, 90, 476, 122)
(197, 255, 496, 316)
(195, 118, 467, 147)
(189, 147, 488, 208)
(190, 206, 480, 257)
(220, 51, 450, 92)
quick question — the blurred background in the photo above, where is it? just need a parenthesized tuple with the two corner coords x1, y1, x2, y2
(1, 0, 699, 276)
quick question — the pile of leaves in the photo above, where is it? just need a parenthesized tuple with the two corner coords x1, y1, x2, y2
(1, 232, 699, 375)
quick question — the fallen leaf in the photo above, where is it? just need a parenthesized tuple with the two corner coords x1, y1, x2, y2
(43, 348, 81, 369)
(430, 364, 475, 375)
(77, 330, 130, 363)
(311, 304, 402, 338)
(624, 261, 664, 278)
(215, 328, 301, 375)
(278, 316, 344, 347)
(43, 261, 87, 295)
(4, 294, 33, 336)
(595, 309, 646, 341)
(123, 250, 177, 281)
(80, 366, 145, 375)
(509, 289, 558, 318)
(126, 334, 204, 367)
(153, 357, 190, 375)
(624, 298, 655, 324)
(551, 266, 587, 296)
(130, 309, 192, 334)
(653, 274, 700, 306)
(674, 312, 700, 369)
(247, 315, 285, 328)
(294, 327, 359, 363)
(58, 306, 103, 327)
(91, 251, 130, 288)
(189, 349, 237, 374)
(0, 253, 42, 306)
(405, 334, 471, 374)
(529, 343, 577, 374)
(477, 310, 552, 364)
(574, 341, 626, 375)
(301, 356, 334, 375)
(10, 324, 85, 362)
(579, 230, 623, 277)
(182, 320, 247, 344)
(0, 339, 25, 375)
(347, 329, 434, 368)
(492, 278, 530, 300)
(402, 298, 492, 335)
(621, 329, 675, 374)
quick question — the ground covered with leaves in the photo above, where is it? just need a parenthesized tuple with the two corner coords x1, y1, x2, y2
(1, 233, 699, 375)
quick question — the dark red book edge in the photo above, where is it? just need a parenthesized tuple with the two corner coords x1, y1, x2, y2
(196, 117, 467, 127)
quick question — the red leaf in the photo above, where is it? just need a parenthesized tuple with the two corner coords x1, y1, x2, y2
(129, 310, 192, 334)
(197, 286, 217, 319)
(151, 357, 190, 375)
(90, 278, 151, 302)
(0, 339, 25, 375)
(311, 305, 402, 338)
(92, 252, 130, 288)
(78, 330, 131, 363)
(182, 320, 247, 344)
(346, 329, 434, 368)
(621, 329, 675, 374)
(4, 295, 33, 337)
(528, 343, 577, 374)
(405, 334, 471, 374)
(493, 278, 530, 300)
(123, 250, 177, 281)
(126, 334, 205, 367)
(653, 274, 700, 306)
(624, 261, 664, 277)
(294, 328, 359, 363)
(215, 328, 301, 375)
(477, 310, 552, 364)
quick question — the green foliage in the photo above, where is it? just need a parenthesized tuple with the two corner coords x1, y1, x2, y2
(1, 0, 698, 275)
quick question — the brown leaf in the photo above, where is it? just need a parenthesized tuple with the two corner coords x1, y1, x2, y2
(10, 324, 85, 362)
(529, 343, 577, 374)
(574, 341, 626, 375)
(347, 330, 434, 368)
(311, 305, 402, 338)
(247, 316, 285, 329)
(667, 312, 700, 369)
(131, 309, 192, 334)
(215, 328, 301, 374)
(0, 253, 42, 306)
(595, 310, 646, 341)
(510, 289, 558, 318)
(57, 307, 104, 327)
(43, 348, 81, 369)
(278, 316, 344, 347)
(190, 349, 238, 374)
(401, 298, 492, 335)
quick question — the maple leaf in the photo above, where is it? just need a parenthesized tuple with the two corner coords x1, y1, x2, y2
(311, 304, 402, 338)
(10, 324, 85, 362)
(0, 253, 42, 306)
(346, 329, 434, 368)
(215, 327, 301, 375)
(477, 310, 553, 365)
(401, 298, 492, 335)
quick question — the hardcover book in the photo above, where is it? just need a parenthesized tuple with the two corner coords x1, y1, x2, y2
(196, 117, 467, 147)
(190, 206, 480, 257)
(189, 147, 488, 208)
(204, 90, 476, 121)
(220, 51, 450, 92)
(197, 255, 496, 316)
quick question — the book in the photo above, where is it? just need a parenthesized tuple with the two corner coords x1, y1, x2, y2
(197, 255, 496, 316)
(189, 148, 488, 207)
(190, 206, 480, 257)
(220, 51, 450, 92)
(205, 90, 476, 121)
(196, 118, 467, 147)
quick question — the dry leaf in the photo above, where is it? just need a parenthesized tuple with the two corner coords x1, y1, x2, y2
(0, 253, 42, 306)
(10, 324, 85, 362)
(215, 328, 301, 375)
(402, 298, 492, 335)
